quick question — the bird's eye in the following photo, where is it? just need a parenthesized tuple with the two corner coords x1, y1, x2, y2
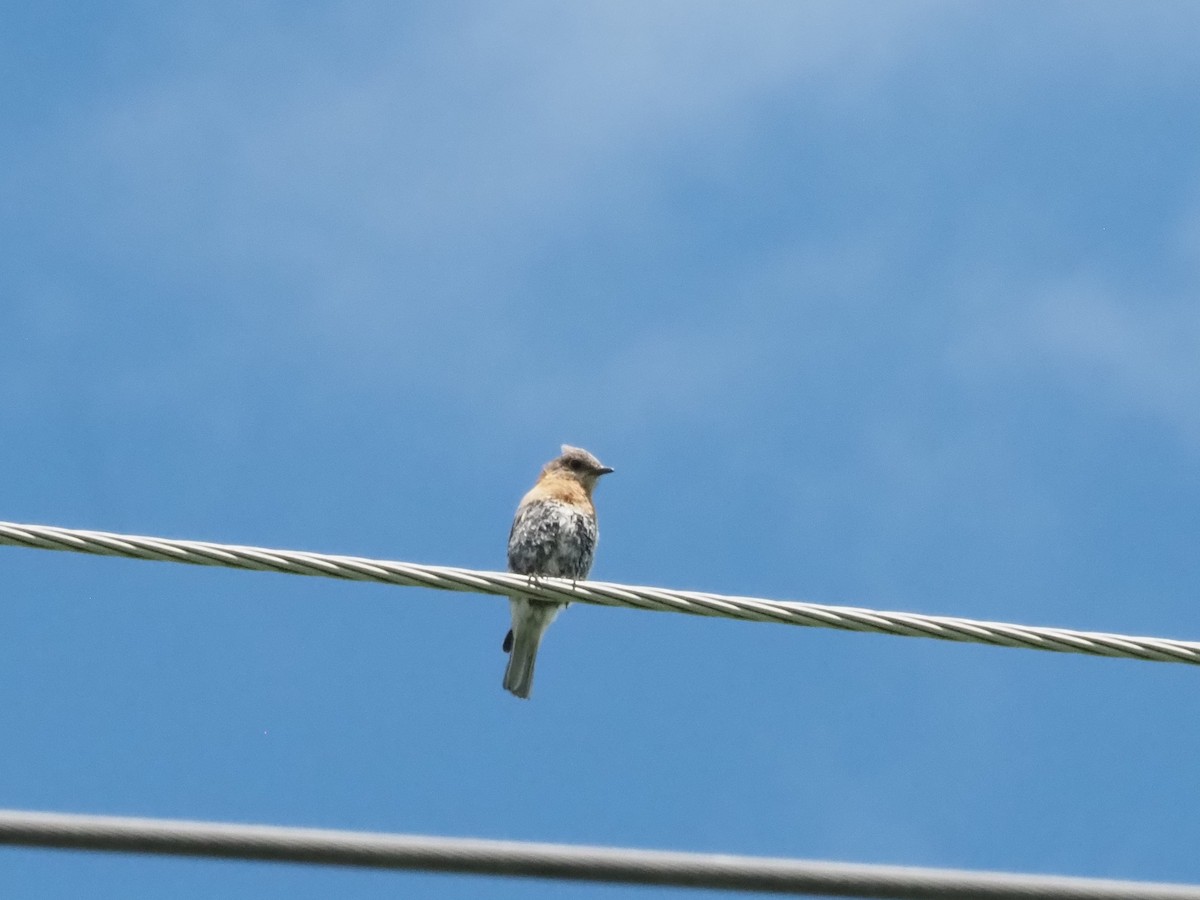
(566, 458, 583, 471)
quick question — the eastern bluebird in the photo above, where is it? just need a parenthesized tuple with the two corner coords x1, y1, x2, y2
(502, 445, 613, 699)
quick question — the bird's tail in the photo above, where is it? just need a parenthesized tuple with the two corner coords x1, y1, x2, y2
(502, 597, 561, 700)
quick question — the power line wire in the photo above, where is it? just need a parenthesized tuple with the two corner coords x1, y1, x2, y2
(0, 808, 1196, 898)
(0, 519, 1196, 666)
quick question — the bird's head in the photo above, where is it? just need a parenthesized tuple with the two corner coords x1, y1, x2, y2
(542, 445, 614, 492)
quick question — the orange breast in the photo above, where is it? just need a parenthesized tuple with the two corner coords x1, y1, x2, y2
(526, 472, 595, 512)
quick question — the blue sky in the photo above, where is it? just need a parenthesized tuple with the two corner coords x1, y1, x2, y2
(2, 2, 1200, 897)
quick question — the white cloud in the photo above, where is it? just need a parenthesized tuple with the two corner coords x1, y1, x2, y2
(12, 2, 948, 286)
(1027, 282, 1200, 442)
(9, 0, 1200, 434)
(4, 4, 954, 406)
(953, 193, 1200, 448)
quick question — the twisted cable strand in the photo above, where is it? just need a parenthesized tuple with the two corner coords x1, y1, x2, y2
(0, 520, 1197, 666)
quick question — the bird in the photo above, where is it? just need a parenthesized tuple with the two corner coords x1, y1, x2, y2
(502, 445, 613, 699)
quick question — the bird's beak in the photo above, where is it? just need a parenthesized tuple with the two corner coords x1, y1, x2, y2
(596, 466, 615, 476)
